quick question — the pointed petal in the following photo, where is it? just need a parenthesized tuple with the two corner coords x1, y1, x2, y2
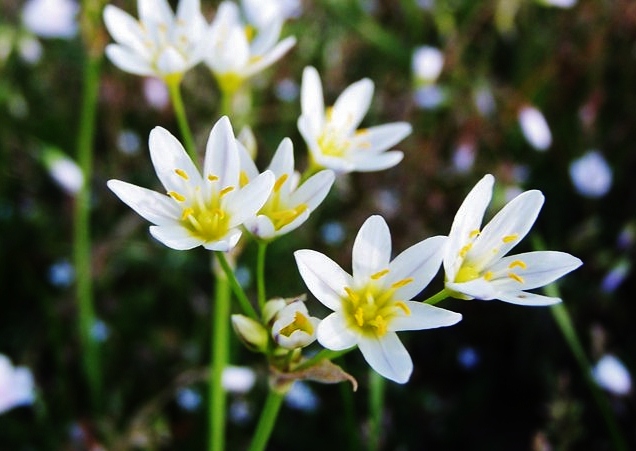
(236, 141, 259, 180)
(156, 46, 189, 76)
(138, 0, 174, 25)
(204, 116, 240, 188)
(149, 225, 202, 250)
(351, 122, 412, 154)
(149, 126, 202, 193)
(489, 251, 583, 290)
(389, 302, 461, 332)
(443, 174, 494, 281)
(445, 278, 497, 300)
(348, 151, 404, 172)
(469, 190, 544, 270)
(176, 0, 201, 23)
(225, 171, 275, 226)
(386, 235, 447, 300)
(358, 333, 412, 384)
(352, 215, 392, 280)
(290, 169, 335, 210)
(249, 17, 282, 55)
(294, 249, 352, 311)
(268, 138, 294, 177)
(300, 66, 325, 137)
(244, 36, 296, 77)
(201, 228, 242, 251)
(245, 215, 276, 240)
(331, 78, 374, 134)
(107, 179, 179, 225)
(271, 209, 310, 237)
(105, 44, 153, 77)
(316, 312, 358, 350)
(496, 291, 562, 306)
(103, 6, 146, 54)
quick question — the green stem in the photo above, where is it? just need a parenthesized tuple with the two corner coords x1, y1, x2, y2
(247, 389, 285, 451)
(214, 251, 258, 320)
(167, 79, 197, 163)
(209, 262, 230, 451)
(368, 369, 385, 451)
(256, 242, 268, 309)
(422, 288, 450, 306)
(74, 44, 102, 410)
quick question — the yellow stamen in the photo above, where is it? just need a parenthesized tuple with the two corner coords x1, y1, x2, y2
(370, 315, 387, 336)
(274, 174, 289, 192)
(459, 243, 473, 257)
(279, 311, 314, 337)
(502, 234, 519, 243)
(244, 24, 255, 41)
(391, 277, 414, 289)
(354, 308, 364, 327)
(219, 186, 235, 197)
(508, 260, 527, 270)
(168, 191, 185, 202)
(455, 265, 480, 283)
(469, 229, 480, 238)
(370, 269, 390, 280)
(207, 174, 219, 182)
(181, 207, 194, 220)
(344, 287, 359, 305)
(239, 171, 249, 187)
(508, 273, 524, 283)
(174, 168, 189, 180)
(483, 271, 494, 281)
(395, 301, 411, 315)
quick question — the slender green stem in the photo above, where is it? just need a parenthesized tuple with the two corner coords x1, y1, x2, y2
(422, 288, 450, 306)
(368, 369, 385, 451)
(209, 262, 230, 451)
(167, 79, 197, 163)
(247, 389, 285, 451)
(74, 44, 102, 410)
(214, 251, 258, 320)
(294, 347, 355, 372)
(256, 242, 268, 309)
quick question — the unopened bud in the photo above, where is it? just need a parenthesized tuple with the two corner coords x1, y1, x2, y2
(231, 314, 268, 353)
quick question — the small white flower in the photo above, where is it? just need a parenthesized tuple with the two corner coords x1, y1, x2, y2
(271, 300, 321, 349)
(592, 354, 631, 396)
(42, 147, 84, 195)
(239, 138, 335, 240)
(107, 116, 275, 251)
(569, 150, 612, 198)
(444, 174, 582, 305)
(518, 106, 552, 151)
(22, 0, 78, 39)
(295, 215, 461, 383)
(204, 1, 296, 94)
(298, 66, 412, 174)
(412, 46, 444, 84)
(143, 77, 170, 110)
(0, 354, 35, 414)
(103, 0, 209, 82)
(222, 366, 257, 394)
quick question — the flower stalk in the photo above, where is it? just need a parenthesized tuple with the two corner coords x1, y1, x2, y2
(247, 389, 285, 451)
(167, 79, 197, 163)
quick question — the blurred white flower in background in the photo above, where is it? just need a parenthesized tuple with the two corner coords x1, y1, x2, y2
(518, 106, 552, 151)
(536, 0, 577, 8)
(569, 150, 612, 198)
(222, 366, 256, 394)
(17, 36, 43, 64)
(42, 147, 84, 195)
(0, 355, 35, 414)
(412, 46, 444, 84)
(593, 354, 632, 396)
(143, 78, 171, 110)
(22, 0, 78, 39)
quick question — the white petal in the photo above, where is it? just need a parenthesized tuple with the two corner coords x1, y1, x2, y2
(103, 6, 146, 54)
(444, 174, 494, 281)
(149, 225, 202, 250)
(316, 312, 358, 350)
(351, 122, 412, 154)
(386, 235, 446, 301)
(331, 78, 374, 134)
(489, 251, 582, 290)
(236, 141, 259, 180)
(156, 46, 189, 76)
(176, 0, 202, 23)
(294, 249, 352, 311)
(201, 228, 243, 251)
(352, 215, 392, 280)
(348, 151, 404, 172)
(149, 126, 202, 193)
(300, 66, 325, 137)
(272, 209, 310, 237)
(358, 333, 412, 384)
(496, 291, 562, 306)
(138, 0, 174, 26)
(107, 179, 179, 225)
(249, 16, 282, 55)
(225, 171, 275, 226)
(244, 36, 296, 77)
(204, 116, 240, 188)
(469, 190, 544, 270)
(245, 215, 276, 240)
(290, 169, 335, 210)
(105, 44, 154, 77)
(445, 278, 497, 300)
(389, 302, 462, 332)
(268, 138, 294, 178)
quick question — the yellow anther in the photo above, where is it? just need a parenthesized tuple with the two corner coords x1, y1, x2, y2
(354, 308, 365, 327)
(502, 234, 519, 243)
(508, 260, 527, 270)
(219, 186, 235, 197)
(212, 208, 225, 219)
(174, 168, 189, 180)
(181, 207, 194, 220)
(355, 128, 369, 137)
(370, 269, 390, 280)
(469, 229, 481, 239)
(455, 265, 480, 283)
(279, 311, 314, 337)
(483, 271, 494, 281)
(168, 191, 186, 202)
(395, 301, 411, 315)
(508, 273, 525, 283)
(244, 24, 255, 41)
(239, 171, 249, 187)
(391, 278, 414, 289)
(325, 107, 334, 120)
(344, 287, 359, 305)
(207, 174, 219, 182)
(370, 315, 387, 336)
(459, 243, 473, 258)
(274, 174, 289, 192)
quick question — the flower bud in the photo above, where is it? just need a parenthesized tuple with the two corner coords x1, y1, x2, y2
(262, 297, 287, 324)
(271, 300, 320, 350)
(231, 314, 268, 353)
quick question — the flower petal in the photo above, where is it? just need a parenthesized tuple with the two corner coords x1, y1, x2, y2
(496, 291, 562, 306)
(358, 333, 412, 384)
(389, 302, 462, 332)
(225, 171, 275, 226)
(245, 215, 276, 240)
(294, 249, 352, 311)
(267, 138, 294, 178)
(300, 66, 325, 137)
(149, 126, 202, 193)
(201, 228, 242, 251)
(103, 6, 146, 54)
(156, 46, 189, 76)
(290, 169, 335, 210)
(149, 225, 202, 250)
(331, 78, 373, 134)
(138, 0, 174, 26)
(351, 122, 412, 155)
(348, 151, 404, 172)
(489, 251, 583, 290)
(316, 312, 358, 350)
(445, 278, 497, 300)
(352, 215, 392, 281)
(107, 179, 179, 225)
(244, 36, 296, 77)
(105, 44, 154, 77)
(204, 116, 240, 188)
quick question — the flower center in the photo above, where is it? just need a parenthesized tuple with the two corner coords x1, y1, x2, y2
(342, 270, 412, 337)
(259, 174, 309, 230)
(279, 311, 314, 338)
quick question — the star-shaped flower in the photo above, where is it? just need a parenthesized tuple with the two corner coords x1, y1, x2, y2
(295, 215, 461, 383)
(107, 116, 274, 251)
(103, 0, 209, 83)
(297, 66, 412, 174)
(444, 174, 582, 305)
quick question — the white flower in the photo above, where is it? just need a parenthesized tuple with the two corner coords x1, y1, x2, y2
(204, 1, 296, 93)
(444, 174, 582, 305)
(412, 46, 444, 84)
(22, 0, 78, 39)
(592, 354, 632, 396)
(298, 66, 412, 174)
(222, 366, 257, 394)
(238, 137, 335, 240)
(103, 0, 208, 82)
(107, 116, 275, 251)
(0, 354, 35, 414)
(518, 105, 552, 151)
(569, 150, 612, 198)
(295, 215, 461, 383)
(42, 147, 84, 195)
(271, 299, 321, 349)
